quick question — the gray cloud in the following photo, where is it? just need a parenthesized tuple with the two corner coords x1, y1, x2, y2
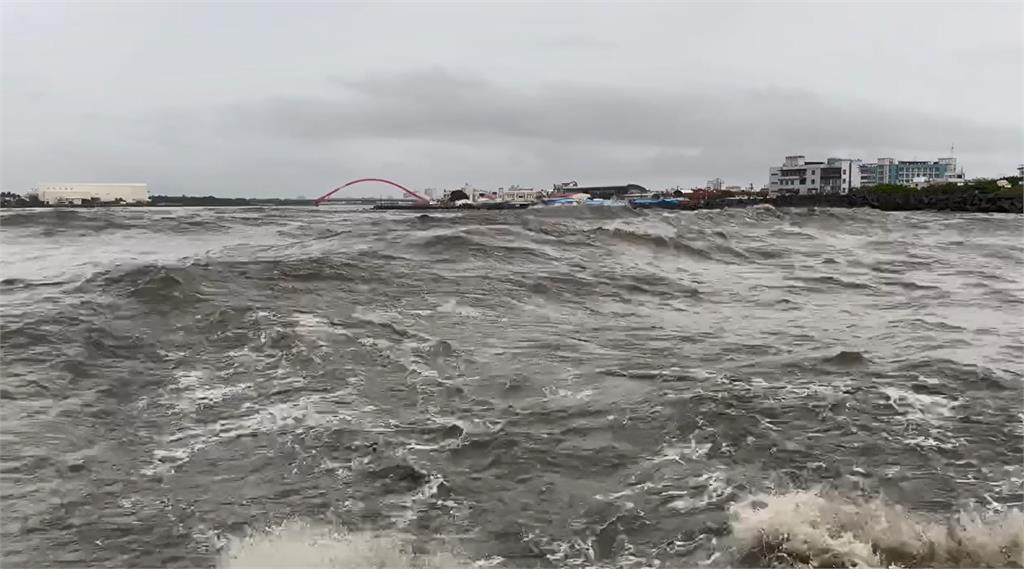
(216, 68, 1020, 188)
(2, 2, 1020, 196)
(535, 36, 618, 51)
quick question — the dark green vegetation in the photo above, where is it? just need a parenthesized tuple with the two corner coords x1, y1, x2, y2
(763, 178, 1023, 213)
(869, 177, 1022, 196)
(855, 178, 1022, 212)
(0, 192, 43, 208)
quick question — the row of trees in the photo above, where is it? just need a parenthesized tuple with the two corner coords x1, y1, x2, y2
(0, 192, 42, 208)
(865, 177, 1022, 196)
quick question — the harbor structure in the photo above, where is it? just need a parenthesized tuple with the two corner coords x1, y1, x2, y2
(31, 183, 149, 205)
(768, 156, 862, 195)
(859, 157, 964, 187)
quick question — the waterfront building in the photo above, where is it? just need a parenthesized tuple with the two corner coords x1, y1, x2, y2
(768, 156, 861, 195)
(495, 186, 542, 204)
(859, 157, 964, 187)
(31, 183, 149, 205)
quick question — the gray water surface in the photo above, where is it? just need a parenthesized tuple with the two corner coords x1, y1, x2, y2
(1, 206, 1021, 567)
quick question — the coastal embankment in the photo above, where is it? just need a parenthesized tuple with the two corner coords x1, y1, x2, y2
(753, 181, 1023, 214)
(764, 191, 1022, 213)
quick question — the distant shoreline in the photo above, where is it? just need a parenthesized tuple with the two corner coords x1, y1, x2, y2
(2, 183, 1021, 214)
(0, 196, 324, 209)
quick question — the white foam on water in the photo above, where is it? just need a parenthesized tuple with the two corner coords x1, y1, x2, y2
(881, 386, 959, 421)
(728, 490, 1024, 568)
(291, 312, 351, 344)
(379, 473, 469, 529)
(899, 434, 960, 451)
(140, 386, 375, 476)
(666, 470, 735, 514)
(168, 369, 252, 414)
(217, 520, 471, 569)
(436, 297, 482, 318)
(594, 483, 654, 502)
(542, 385, 596, 401)
(877, 386, 965, 451)
(654, 436, 712, 464)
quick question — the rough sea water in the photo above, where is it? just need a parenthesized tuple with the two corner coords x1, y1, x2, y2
(1, 205, 1022, 568)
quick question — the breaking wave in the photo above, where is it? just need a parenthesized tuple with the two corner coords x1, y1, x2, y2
(217, 521, 471, 569)
(730, 491, 1023, 569)
(216, 491, 1024, 569)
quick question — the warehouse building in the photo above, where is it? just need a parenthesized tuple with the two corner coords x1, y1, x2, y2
(32, 183, 149, 205)
(556, 183, 649, 200)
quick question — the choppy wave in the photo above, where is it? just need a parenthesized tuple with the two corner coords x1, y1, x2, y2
(217, 491, 1023, 569)
(1, 206, 1021, 568)
(730, 491, 1023, 568)
(217, 521, 470, 569)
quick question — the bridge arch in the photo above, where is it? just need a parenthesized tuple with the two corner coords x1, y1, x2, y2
(314, 178, 429, 205)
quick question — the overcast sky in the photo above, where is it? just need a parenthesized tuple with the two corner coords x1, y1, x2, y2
(2, 1, 1021, 197)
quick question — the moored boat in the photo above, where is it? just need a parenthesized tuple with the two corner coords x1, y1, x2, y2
(628, 197, 689, 209)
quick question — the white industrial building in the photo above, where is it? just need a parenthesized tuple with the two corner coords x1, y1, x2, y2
(32, 183, 149, 205)
(768, 156, 861, 195)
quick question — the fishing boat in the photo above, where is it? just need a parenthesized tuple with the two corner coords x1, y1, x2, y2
(628, 197, 689, 209)
(477, 201, 530, 210)
(581, 198, 622, 206)
(539, 192, 590, 206)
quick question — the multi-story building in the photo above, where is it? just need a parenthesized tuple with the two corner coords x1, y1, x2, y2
(768, 156, 861, 195)
(859, 157, 964, 187)
(768, 167, 781, 192)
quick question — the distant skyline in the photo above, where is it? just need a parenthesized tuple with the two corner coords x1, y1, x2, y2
(2, 2, 1021, 198)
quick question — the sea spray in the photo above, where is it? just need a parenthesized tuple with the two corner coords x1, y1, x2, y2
(728, 490, 1023, 568)
(217, 520, 471, 569)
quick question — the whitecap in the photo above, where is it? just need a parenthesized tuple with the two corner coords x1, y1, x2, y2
(728, 490, 1023, 568)
(881, 386, 958, 421)
(216, 520, 470, 569)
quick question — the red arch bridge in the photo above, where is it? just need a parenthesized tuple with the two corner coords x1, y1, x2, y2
(313, 178, 429, 205)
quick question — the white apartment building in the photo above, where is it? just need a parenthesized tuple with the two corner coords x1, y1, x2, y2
(768, 156, 861, 195)
(768, 167, 781, 193)
(33, 183, 149, 205)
